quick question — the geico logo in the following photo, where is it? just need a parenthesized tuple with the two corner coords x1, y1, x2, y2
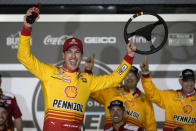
(129, 36, 156, 44)
(84, 37, 116, 44)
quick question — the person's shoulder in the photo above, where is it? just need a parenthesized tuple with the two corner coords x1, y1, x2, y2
(2, 92, 15, 99)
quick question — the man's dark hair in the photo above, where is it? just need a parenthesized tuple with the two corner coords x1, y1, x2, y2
(0, 102, 7, 110)
(108, 100, 125, 111)
(129, 66, 140, 79)
(179, 69, 195, 81)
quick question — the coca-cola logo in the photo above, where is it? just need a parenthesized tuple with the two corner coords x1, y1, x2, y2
(43, 35, 73, 45)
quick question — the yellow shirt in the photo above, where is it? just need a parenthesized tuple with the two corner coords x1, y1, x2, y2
(141, 75, 196, 131)
(17, 35, 133, 131)
(90, 86, 157, 131)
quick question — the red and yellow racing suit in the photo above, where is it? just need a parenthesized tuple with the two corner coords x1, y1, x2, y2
(17, 26, 134, 131)
(141, 74, 196, 131)
(90, 86, 156, 131)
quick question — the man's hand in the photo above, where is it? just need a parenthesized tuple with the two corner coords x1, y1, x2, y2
(140, 56, 149, 74)
(85, 54, 95, 71)
(126, 41, 136, 57)
(24, 7, 40, 27)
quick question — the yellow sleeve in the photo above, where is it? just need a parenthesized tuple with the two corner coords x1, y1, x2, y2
(90, 88, 108, 105)
(89, 57, 133, 93)
(144, 98, 157, 131)
(17, 35, 53, 81)
(90, 87, 119, 105)
(141, 75, 166, 109)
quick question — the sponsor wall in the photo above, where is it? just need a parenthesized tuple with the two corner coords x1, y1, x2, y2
(0, 14, 196, 131)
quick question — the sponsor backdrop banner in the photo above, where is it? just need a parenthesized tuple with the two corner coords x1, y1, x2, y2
(0, 14, 196, 131)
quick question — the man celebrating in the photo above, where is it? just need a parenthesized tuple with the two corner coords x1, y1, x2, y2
(140, 56, 196, 130)
(107, 100, 140, 131)
(86, 57, 156, 130)
(17, 7, 136, 131)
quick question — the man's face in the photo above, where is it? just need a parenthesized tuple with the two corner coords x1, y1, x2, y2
(180, 79, 195, 95)
(62, 46, 83, 71)
(109, 106, 124, 124)
(124, 72, 138, 90)
(0, 107, 7, 126)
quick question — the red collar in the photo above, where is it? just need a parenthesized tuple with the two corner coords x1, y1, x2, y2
(112, 123, 125, 131)
(123, 86, 141, 97)
(61, 63, 80, 73)
(132, 88, 141, 97)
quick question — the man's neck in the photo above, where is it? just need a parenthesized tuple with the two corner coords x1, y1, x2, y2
(113, 121, 124, 130)
(124, 86, 136, 94)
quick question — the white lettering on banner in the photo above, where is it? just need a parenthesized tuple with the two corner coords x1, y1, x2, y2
(84, 113, 105, 130)
(168, 33, 194, 46)
(128, 36, 156, 44)
(87, 100, 104, 107)
(84, 37, 116, 44)
(43, 35, 73, 45)
(6, 32, 32, 49)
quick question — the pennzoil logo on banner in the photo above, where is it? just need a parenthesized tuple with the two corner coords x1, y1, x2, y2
(64, 85, 78, 99)
(6, 32, 32, 49)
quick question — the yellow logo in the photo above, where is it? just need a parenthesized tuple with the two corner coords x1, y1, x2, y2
(182, 104, 193, 114)
(124, 99, 135, 109)
(64, 85, 78, 99)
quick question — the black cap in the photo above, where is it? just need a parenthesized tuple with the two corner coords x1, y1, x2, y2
(179, 69, 195, 81)
(108, 100, 125, 110)
(129, 66, 140, 79)
(0, 102, 7, 110)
